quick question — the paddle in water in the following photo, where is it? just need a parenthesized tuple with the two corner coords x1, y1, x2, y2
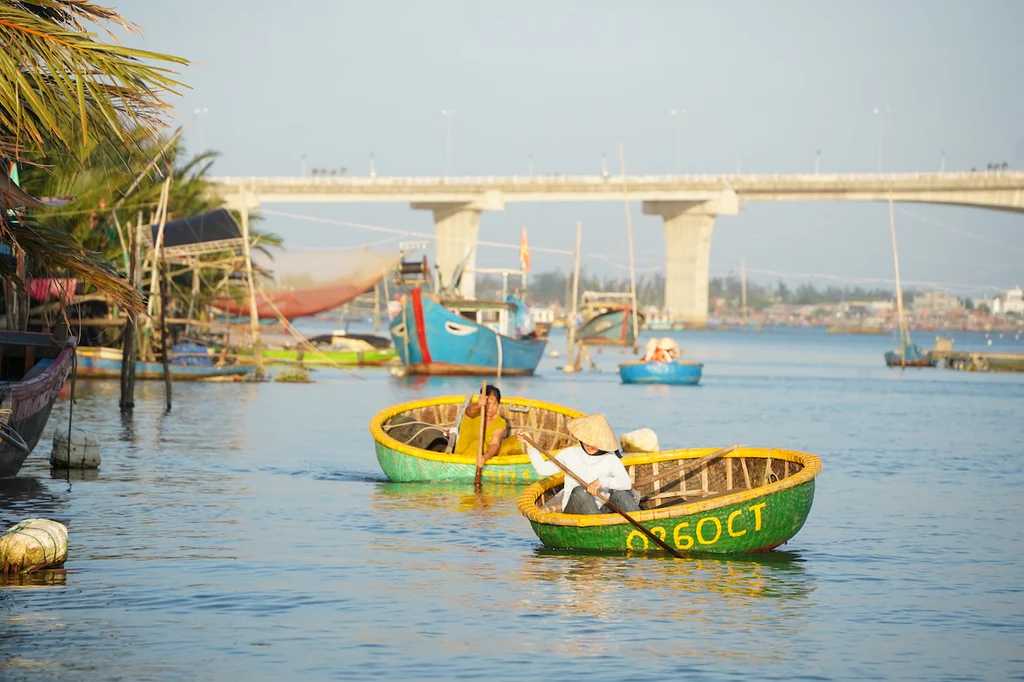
(473, 381, 488, 492)
(516, 434, 684, 558)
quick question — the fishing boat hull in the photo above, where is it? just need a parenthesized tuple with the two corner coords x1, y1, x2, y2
(619, 360, 703, 385)
(390, 289, 546, 376)
(883, 352, 936, 368)
(577, 309, 642, 347)
(518, 447, 821, 555)
(0, 341, 76, 478)
(76, 347, 254, 381)
(258, 347, 396, 367)
(369, 395, 582, 483)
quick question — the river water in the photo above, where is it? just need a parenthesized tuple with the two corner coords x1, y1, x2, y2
(1, 327, 1022, 680)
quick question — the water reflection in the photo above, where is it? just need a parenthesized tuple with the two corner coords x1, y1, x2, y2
(0, 478, 64, 526)
(0, 568, 66, 589)
(518, 549, 813, 621)
(371, 481, 522, 516)
(49, 468, 98, 482)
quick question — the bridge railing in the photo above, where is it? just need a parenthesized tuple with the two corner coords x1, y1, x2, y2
(210, 170, 1022, 188)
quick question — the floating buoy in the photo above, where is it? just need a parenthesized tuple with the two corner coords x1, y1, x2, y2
(0, 519, 68, 575)
(50, 428, 101, 469)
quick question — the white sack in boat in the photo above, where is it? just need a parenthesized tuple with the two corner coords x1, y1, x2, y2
(51, 428, 101, 469)
(0, 519, 68, 574)
(620, 428, 660, 453)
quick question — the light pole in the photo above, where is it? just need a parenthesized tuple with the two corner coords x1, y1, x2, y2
(441, 109, 456, 177)
(668, 108, 685, 173)
(192, 106, 209, 152)
(815, 148, 822, 174)
(940, 149, 946, 172)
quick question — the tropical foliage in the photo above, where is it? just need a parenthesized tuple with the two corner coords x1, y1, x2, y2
(0, 0, 186, 162)
(0, 1, 187, 311)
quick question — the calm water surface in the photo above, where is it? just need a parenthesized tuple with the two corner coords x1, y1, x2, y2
(1, 328, 1022, 680)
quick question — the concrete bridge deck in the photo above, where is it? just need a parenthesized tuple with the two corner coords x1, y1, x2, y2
(210, 171, 1024, 323)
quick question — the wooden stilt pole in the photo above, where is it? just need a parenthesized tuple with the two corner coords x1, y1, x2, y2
(159, 256, 172, 412)
(238, 195, 263, 378)
(149, 177, 172, 411)
(120, 219, 138, 412)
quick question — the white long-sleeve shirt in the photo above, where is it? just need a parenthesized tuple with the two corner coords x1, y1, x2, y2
(525, 443, 634, 511)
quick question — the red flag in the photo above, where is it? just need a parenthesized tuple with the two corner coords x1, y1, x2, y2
(519, 226, 530, 273)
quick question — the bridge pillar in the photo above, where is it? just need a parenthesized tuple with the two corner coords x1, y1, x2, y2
(412, 193, 503, 299)
(643, 193, 738, 326)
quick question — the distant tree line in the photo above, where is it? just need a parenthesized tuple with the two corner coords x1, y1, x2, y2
(475, 270, 901, 309)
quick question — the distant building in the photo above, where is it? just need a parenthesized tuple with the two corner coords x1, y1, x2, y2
(912, 290, 962, 314)
(992, 286, 1024, 316)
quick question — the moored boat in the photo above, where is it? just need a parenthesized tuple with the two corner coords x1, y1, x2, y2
(0, 333, 76, 477)
(577, 307, 643, 347)
(517, 446, 821, 554)
(619, 360, 703, 385)
(390, 288, 546, 376)
(258, 347, 395, 367)
(884, 343, 936, 368)
(76, 346, 254, 381)
(370, 394, 582, 483)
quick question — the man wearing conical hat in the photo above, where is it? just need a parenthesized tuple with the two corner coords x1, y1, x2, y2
(518, 414, 640, 514)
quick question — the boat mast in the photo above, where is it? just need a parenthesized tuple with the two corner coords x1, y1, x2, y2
(618, 145, 640, 350)
(567, 221, 582, 360)
(888, 197, 909, 361)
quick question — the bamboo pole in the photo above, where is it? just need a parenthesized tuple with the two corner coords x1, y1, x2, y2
(888, 197, 909, 364)
(237, 195, 263, 378)
(474, 382, 488, 492)
(566, 222, 582, 368)
(148, 177, 173, 411)
(618, 145, 640, 351)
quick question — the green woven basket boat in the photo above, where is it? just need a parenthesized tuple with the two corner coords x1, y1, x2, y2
(517, 446, 821, 555)
(369, 394, 584, 484)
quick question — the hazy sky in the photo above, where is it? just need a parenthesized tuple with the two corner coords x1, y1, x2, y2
(112, 1, 1023, 295)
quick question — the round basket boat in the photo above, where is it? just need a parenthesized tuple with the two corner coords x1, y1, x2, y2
(517, 446, 821, 555)
(619, 360, 703, 385)
(369, 395, 583, 483)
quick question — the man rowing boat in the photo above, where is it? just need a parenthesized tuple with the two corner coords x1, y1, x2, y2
(453, 385, 522, 460)
(517, 414, 640, 514)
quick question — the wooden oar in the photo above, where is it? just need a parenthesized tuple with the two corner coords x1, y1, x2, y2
(473, 382, 488, 492)
(637, 445, 741, 504)
(517, 435, 684, 558)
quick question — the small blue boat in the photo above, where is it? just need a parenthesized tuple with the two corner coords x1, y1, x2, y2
(76, 345, 255, 381)
(619, 360, 703, 385)
(390, 288, 546, 375)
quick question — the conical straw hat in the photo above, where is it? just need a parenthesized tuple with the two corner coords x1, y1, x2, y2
(567, 414, 619, 453)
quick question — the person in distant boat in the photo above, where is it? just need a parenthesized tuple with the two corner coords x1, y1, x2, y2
(454, 384, 515, 460)
(643, 337, 680, 363)
(517, 414, 640, 514)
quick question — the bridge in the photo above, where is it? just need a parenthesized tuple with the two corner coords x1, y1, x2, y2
(210, 171, 1024, 325)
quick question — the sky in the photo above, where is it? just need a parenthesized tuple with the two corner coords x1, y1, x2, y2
(111, 1, 1023, 296)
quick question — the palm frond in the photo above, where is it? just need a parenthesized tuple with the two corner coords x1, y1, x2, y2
(0, 0, 187, 161)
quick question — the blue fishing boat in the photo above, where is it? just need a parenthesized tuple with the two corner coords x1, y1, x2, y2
(884, 341, 935, 368)
(619, 360, 703, 385)
(389, 288, 546, 375)
(76, 345, 255, 381)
